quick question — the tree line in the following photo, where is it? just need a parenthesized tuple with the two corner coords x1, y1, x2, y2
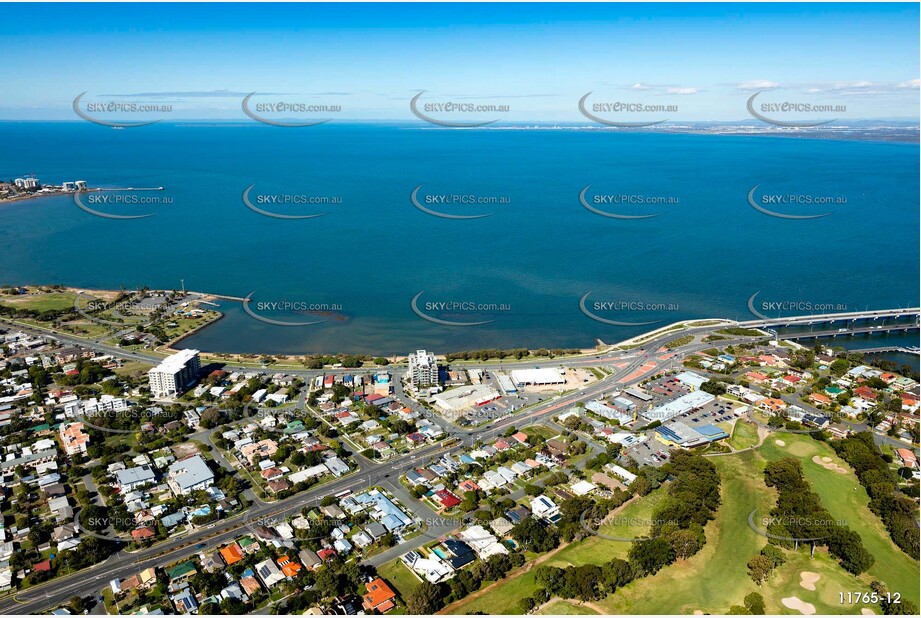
(832, 432, 919, 557)
(516, 452, 721, 609)
(761, 457, 874, 575)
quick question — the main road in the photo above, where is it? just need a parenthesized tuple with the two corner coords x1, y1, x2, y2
(5, 306, 914, 614)
(0, 322, 749, 615)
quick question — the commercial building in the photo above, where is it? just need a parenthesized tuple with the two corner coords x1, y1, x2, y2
(655, 421, 728, 448)
(585, 400, 633, 424)
(674, 371, 707, 390)
(510, 368, 565, 386)
(642, 391, 714, 422)
(431, 384, 501, 412)
(496, 372, 517, 394)
(147, 349, 201, 398)
(408, 349, 438, 387)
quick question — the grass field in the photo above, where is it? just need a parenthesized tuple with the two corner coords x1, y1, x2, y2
(114, 360, 156, 378)
(444, 431, 919, 615)
(447, 492, 664, 614)
(594, 450, 774, 614)
(730, 420, 760, 450)
(0, 290, 81, 311)
(377, 559, 421, 603)
(536, 599, 600, 614)
(760, 435, 920, 607)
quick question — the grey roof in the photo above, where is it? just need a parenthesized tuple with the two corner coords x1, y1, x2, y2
(299, 548, 320, 567)
(0, 449, 57, 471)
(161, 511, 186, 528)
(115, 465, 156, 487)
(168, 456, 214, 491)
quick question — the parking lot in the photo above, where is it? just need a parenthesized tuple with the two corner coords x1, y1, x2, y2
(618, 376, 744, 468)
(643, 375, 692, 407)
(671, 399, 741, 431)
(623, 439, 672, 468)
(447, 369, 550, 427)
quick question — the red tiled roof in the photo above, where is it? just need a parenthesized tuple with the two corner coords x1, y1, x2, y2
(131, 527, 156, 541)
(34, 560, 52, 572)
(220, 544, 243, 565)
(362, 578, 397, 612)
(435, 489, 461, 508)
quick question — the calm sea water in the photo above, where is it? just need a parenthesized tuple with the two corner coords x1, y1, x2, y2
(1, 122, 918, 355)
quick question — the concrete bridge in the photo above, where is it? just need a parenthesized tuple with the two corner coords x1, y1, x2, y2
(738, 306, 920, 328)
(850, 345, 921, 356)
(775, 323, 919, 341)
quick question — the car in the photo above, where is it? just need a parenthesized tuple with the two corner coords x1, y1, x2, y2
(194, 543, 208, 549)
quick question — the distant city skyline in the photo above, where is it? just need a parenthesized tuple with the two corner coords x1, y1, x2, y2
(2, 2, 919, 121)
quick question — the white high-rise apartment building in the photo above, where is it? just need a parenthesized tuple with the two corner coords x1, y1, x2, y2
(407, 349, 438, 387)
(148, 349, 201, 398)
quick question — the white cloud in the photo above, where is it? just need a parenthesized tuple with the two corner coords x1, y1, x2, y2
(737, 80, 779, 91)
(665, 87, 698, 95)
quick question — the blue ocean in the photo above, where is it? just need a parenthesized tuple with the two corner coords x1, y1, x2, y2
(1, 122, 918, 355)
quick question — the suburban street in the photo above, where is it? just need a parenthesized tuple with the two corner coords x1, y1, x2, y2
(0, 308, 916, 614)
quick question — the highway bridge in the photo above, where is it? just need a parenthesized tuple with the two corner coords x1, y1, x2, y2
(739, 305, 920, 328)
(774, 323, 919, 341)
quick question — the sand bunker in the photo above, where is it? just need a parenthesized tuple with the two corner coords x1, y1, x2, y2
(693, 612, 704, 615)
(861, 609, 875, 615)
(782, 597, 816, 615)
(812, 455, 848, 474)
(799, 571, 820, 591)
(775, 439, 786, 446)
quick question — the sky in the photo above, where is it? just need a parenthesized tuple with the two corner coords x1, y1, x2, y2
(2, 2, 919, 122)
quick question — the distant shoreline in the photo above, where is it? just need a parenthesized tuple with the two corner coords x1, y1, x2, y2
(0, 188, 100, 205)
(0, 119, 917, 143)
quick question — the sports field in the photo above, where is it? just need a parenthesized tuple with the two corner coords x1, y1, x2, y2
(442, 431, 919, 615)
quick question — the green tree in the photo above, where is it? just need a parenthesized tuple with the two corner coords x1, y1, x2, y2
(406, 581, 443, 614)
(747, 555, 773, 586)
(628, 538, 675, 575)
(744, 592, 766, 615)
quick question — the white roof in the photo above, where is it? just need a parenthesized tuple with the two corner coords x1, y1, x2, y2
(675, 371, 707, 389)
(152, 349, 199, 372)
(643, 390, 715, 421)
(570, 480, 596, 496)
(510, 368, 565, 385)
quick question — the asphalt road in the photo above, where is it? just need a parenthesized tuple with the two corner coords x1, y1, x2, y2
(0, 319, 808, 614)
